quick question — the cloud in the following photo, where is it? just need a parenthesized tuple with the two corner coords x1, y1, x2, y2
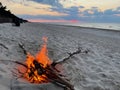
(82, 7, 103, 16)
(6, 0, 120, 23)
(0, 0, 68, 16)
(117, 7, 120, 11)
(23, 6, 120, 23)
(30, 0, 61, 7)
(18, 14, 64, 20)
(82, 7, 120, 22)
(79, 6, 85, 9)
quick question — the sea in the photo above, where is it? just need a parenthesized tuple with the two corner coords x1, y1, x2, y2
(48, 22, 120, 31)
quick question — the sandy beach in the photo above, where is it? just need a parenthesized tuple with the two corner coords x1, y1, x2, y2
(0, 22, 120, 90)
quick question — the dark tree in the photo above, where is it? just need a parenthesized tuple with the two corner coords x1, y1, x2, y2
(0, 2, 28, 25)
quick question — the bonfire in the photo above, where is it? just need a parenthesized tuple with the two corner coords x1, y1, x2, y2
(24, 37, 52, 83)
(16, 37, 75, 90)
(0, 37, 89, 90)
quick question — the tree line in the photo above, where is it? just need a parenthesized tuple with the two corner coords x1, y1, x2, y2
(0, 2, 27, 26)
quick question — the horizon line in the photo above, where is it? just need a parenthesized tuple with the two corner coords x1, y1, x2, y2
(28, 19, 80, 23)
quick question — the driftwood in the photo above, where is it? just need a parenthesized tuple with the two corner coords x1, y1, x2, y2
(18, 42, 27, 55)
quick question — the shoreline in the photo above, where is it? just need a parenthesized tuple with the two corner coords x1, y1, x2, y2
(1, 22, 120, 32)
(37, 22, 120, 32)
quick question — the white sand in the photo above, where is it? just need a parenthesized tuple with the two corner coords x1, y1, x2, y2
(0, 22, 120, 90)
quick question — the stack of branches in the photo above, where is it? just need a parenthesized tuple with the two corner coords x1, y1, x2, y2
(0, 43, 89, 90)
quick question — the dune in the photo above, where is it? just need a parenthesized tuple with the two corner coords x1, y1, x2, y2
(0, 22, 120, 90)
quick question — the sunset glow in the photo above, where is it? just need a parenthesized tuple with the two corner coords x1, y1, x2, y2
(29, 19, 79, 23)
(0, 0, 120, 23)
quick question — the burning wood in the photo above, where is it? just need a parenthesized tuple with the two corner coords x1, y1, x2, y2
(0, 37, 89, 90)
(16, 37, 75, 90)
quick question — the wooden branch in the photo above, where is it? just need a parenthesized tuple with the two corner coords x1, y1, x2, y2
(0, 59, 28, 68)
(18, 42, 27, 55)
(0, 43, 8, 49)
(12, 67, 27, 80)
(45, 65, 75, 90)
(14, 61, 28, 68)
(52, 47, 89, 66)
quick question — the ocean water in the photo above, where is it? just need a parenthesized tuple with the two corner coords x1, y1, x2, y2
(50, 22, 120, 31)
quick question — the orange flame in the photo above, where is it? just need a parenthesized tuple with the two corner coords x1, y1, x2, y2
(23, 37, 52, 83)
(36, 37, 51, 67)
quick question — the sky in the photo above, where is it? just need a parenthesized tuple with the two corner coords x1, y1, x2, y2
(0, 0, 120, 23)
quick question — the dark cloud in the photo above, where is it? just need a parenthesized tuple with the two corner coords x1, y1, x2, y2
(117, 7, 120, 10)
(104, 9, 120, 15)
(63, 7, 80, 20)
(79, 6, 85, 8)
(82, 7, 103, 16)
(30, 0, 61, 7)
(18, 14, 63, 20)
(104, 9, 115, 15)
